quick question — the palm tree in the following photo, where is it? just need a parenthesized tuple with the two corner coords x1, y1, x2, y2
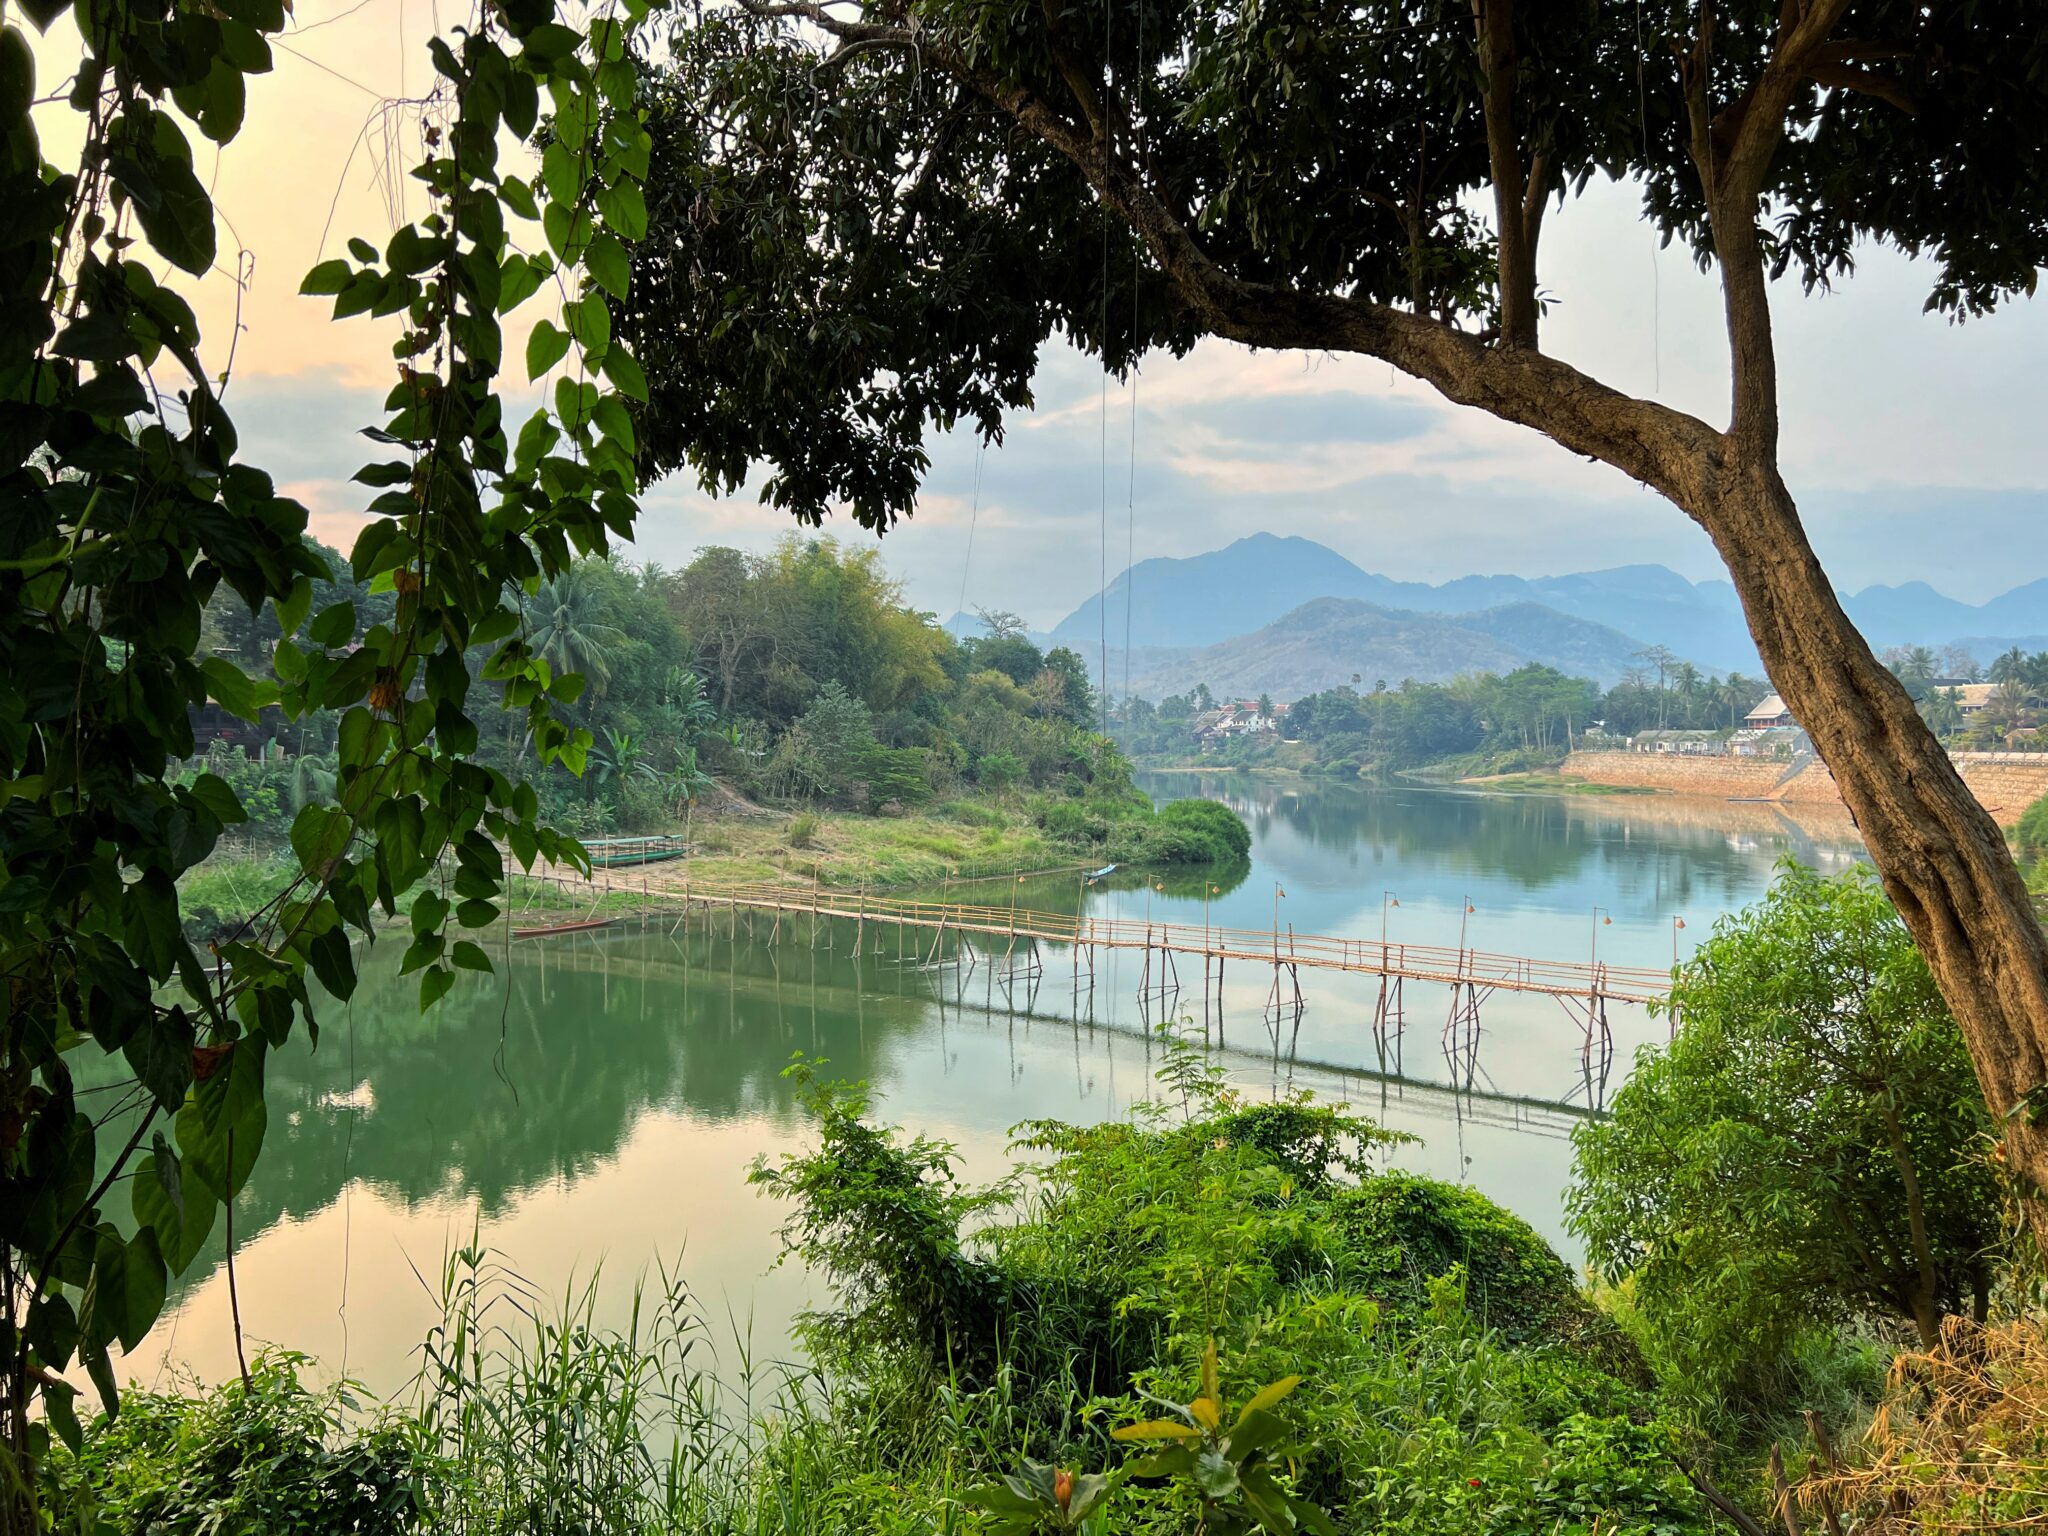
(1714, 677, 1745, 730)
(661, 666, 718, 743)
(1921, 687, 1964, 739)
(287, 753, 337, 813)
(589, 727, 657, 789)
(528, 566, 627, 696)
(1991, 646, 2030, 684)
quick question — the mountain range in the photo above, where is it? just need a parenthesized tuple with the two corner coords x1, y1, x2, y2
(1118, 598, 1651, 698)
(1006, 534, 2048, 698)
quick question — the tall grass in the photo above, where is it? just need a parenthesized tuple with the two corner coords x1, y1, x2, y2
(402, 1244, 981, 1536)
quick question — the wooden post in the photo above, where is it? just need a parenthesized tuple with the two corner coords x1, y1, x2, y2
(1767, 1444, 1803, 1536)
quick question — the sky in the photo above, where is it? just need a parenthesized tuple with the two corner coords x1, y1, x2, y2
(29, 1, 2048, 629)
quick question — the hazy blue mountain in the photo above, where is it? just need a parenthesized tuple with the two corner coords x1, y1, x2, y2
(1840, 582, 1984, 649)
(1052, 535, 2048, 678)
(1051, 534, 1390, 652)
(1118, 598, 1650, 702)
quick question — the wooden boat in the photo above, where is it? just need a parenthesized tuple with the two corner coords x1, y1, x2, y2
(581, 835, 690, 870)
(512, 917, 617, 940)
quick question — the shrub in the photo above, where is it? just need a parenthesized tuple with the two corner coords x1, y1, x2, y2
(1156, 795, 1253, 858)
(1567, 860, 2005, 1429)
(2018, 790, 2048, 874)
(45, 1354, 426, 1534)
(786, 811, 821, 849)
(1334, 1174, 1590, 1344)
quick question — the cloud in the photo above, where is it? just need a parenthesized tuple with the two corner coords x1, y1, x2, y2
(82, 5, 2043, 628)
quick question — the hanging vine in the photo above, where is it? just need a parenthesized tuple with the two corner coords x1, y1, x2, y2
(0, 0, 661, 1508)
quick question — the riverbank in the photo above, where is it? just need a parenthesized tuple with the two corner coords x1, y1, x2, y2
(1552, 749, 2048, 828)
(179, 791, 1253, 942)
(1445, 771, 1656, 797)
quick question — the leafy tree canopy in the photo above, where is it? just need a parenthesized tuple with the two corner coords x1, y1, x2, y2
(625, 0, 2048, 527)
(1567, 861, 2007, 1416)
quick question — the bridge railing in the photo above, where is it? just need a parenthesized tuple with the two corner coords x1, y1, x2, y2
(641, 881, 1670, 1002)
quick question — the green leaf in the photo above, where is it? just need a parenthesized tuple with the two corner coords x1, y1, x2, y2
(301, 258, 353, 295)
(276, 574, 313, 636)
(309, 600, 356, 648)
(290, 804, 352, 878)
(501, 174, 540, 222)
(592, 395, 636, 455)
(554, 376, 597, 431)
(568, 290, 611, 354)
(602, 345, 648, 402)
(586, 232, 630, 298)
(543, 200, 578, 260)
(177, 1038, 266, 1201)
(26, 1292, 79, 1376)
(308, 924, 356, 1001)
(456, 898, 500, 929)
(451, 940, 495, 972)
(419, 965, 456, 1010)
(186, 772, 247, 827)
(122, 1006, 196, 1111)
(498, 253, 544, 314)
(200, 658, 279, 722)
(44, 1385, 82, 1455)
(82, 1226, 167, 1354)
(526, 318, 572, 380)
(411, 888, 449, 935)
(596, 180, 647, 240)
(337, 706, 375, 769)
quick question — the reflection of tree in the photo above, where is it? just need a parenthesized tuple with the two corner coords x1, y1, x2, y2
(1140, 773, 1860, 910)
(172, 931, 936, 1296)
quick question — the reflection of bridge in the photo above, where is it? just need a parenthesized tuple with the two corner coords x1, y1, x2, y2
(519, 914, 1606, 1134)
(515, 874, 1674, 1103)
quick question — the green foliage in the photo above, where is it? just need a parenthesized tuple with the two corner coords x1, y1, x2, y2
(44, 1355, 425, 1534)
(1567, 861, 2007, 1430)
(2017, 791, 2048, 877)
(967, 1459, 1111, 1534)
(1333, 1175, 1593, 1347)
(749, 1063, 1022, 1382)
(0, 0, 663, 1478)
(749, 1052, 1711, 1536)
(1156, 797, 1253, 859)
(1110, 1341, 1334, 1536)
(1028, 791, 1252, 867)
(1120, 665, 1778, 772)
(631, 0, 2047, 531)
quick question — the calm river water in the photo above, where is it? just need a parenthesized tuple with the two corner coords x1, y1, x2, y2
(126, 776, 1865, 1398)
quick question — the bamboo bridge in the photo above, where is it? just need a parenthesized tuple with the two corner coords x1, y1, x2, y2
(509, 871, 1673, 1095)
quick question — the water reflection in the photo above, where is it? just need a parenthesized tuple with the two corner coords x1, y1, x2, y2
(128, 778, 1863, 1397)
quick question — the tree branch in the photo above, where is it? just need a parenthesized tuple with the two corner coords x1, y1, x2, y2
(1037, 0, 1108, 141)
(1804, 59, 1917, 115)
(751, 0, 1723, 505)
(1471, 0, 1539, 348)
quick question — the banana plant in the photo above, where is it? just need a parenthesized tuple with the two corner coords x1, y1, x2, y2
(1111, 1340, 1336, 1536)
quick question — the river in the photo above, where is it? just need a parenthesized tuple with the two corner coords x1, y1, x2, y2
(123, 775, 1865, 1399)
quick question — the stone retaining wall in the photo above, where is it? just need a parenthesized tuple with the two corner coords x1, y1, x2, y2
(1560, 751, 2048, 829)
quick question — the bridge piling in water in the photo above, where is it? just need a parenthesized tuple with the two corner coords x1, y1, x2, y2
(514, 875, 1669, 1074)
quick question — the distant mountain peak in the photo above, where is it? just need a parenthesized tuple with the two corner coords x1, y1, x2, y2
(1045, 533, 2048, 679)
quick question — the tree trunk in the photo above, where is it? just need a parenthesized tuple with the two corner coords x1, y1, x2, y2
(1693, 459, 2048, 1248)
(1877, 1091, 1943, 1349)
